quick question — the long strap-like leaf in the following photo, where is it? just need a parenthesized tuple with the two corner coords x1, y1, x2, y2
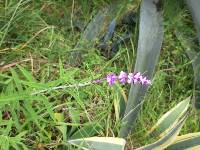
(119, 0, 163, 138)
(186, 0, 200, 43)
(68, 137, 126, 150)
(69, 9, 109, 65)
(148, 97, 190, 138)
(175, 30, 200, 110)
(166, 132, 200, 150)
(136, 114, 188, 150)
(186, 0, 200, 109)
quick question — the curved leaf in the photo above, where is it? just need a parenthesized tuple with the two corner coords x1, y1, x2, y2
(136, 114, 188, 150)
(70, 1, 135, 65)
(148, 97, 190, 137)
(119, 0, 164, 138)
(186, 0, 200, 43)
(70, 8, 109, 65)
(175, 30, 200, 110)
(186, 0, 200, 109)
(68, 137, 126, 150)
(166, 132, 200, 150)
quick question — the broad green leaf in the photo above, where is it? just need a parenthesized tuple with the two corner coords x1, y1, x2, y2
(136, 114, 188, 150)
(166, 132, 200, 150)
(148, 97, 190, 137)
(119, 0, 164, 138)
(68, 137, 126, 150)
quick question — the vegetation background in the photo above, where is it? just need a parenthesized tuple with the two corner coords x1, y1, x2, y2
(0, 0, 199, 149)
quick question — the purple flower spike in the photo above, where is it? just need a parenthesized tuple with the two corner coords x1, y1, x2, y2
(147, 80, 151, 85)
(134, 72, 141, 80)
(127, 73, 134, 84)
(107, 73, 117, 86)
(140, 76, 147, 85)
(143, 79, 151, 85)
(118, 71, 128, 85)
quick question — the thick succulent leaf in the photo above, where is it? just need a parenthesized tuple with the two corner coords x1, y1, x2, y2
(185, 0, 200, 109)
(119, 0, 163, 138)
(111, 32, 131, 55)
(148, 97, 190, 137)
(97, 19, 117, 58)
(166, 132, 200, 150)
(70, 1, 134, 65)
(68, 137, 126, 150)
(103, 19, 116, 43)
(77, 9, 108, 47)
(186, 145, 200, 150)
(186, 0, 200, 43)
(175, 31, 200, 109)
(136, 114, 188, 150)
(70, 9, 109, 65)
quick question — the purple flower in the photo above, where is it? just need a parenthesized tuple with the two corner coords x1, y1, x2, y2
(140, 76, 147, 85)
(134, 72, 141, 81)
(127, 73, 134, 84)
(143, 79, 151, 85)
(104, 71, 151, 86)
(128, 72, 141, 84)
(135, 73, 151, 85)
(118, 71, 128, 84)
(126, 72, 152, 85)
(146, 80, 151, 85)
(107, 73, 117, 86)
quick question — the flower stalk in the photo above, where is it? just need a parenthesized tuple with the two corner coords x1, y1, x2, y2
(31, 71, 151, 95)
